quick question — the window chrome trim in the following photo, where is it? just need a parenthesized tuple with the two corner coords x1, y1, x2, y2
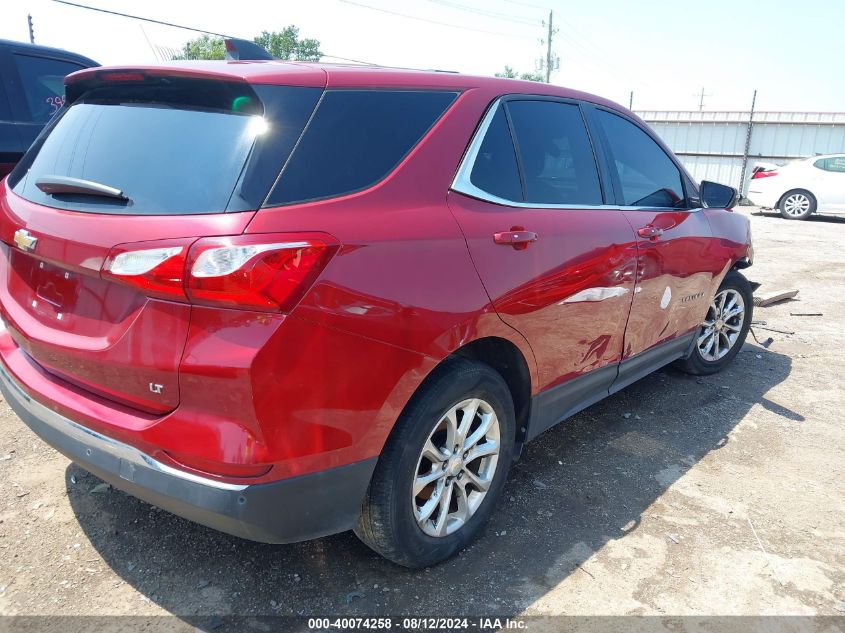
(619, 205, 703, 213)
(451, 97, 698, 212)
(451, 97, 614, 211)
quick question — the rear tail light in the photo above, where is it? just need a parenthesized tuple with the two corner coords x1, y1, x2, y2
(751, 170, 778, 179)
(102, 233, 337, 312)
(94, 70, 148, 83)
(102, 239, 191, 300)
(186, 235, 337, 311)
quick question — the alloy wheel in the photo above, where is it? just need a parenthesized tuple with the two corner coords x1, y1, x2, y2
(783, 193, 811, 217)
(412, 398, 500, 537)
(697, 289, 746, 361)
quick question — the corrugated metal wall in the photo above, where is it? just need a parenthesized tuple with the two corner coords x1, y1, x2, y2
(635, 110, 845, 195)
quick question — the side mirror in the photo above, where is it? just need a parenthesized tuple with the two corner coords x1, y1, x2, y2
(700, 180, 738, 209)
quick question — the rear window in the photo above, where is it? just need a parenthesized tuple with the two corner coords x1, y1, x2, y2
(266, 90, 458, 206)
(10, 79, 321, 215)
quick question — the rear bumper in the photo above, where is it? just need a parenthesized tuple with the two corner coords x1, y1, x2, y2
(746, 188, 779, 209)
(0, 359, 376, 544)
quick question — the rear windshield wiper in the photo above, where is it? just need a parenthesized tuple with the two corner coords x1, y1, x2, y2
(35, 176, 129, 201)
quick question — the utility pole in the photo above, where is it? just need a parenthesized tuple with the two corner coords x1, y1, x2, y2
(27, 14, 35, 44)
(536, 11, 558, 83)
(545, 11, 554, 83)
(695, 86, 712, 111)
(629, 91, 634, 110)
(738, 89, 758, 197)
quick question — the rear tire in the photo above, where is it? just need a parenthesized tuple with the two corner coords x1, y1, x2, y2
(779, 189, 816, 220)
(676, 270, 753, 376)
(354, 358, 514, 568)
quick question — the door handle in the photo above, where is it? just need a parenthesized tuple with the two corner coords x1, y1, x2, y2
(494, 230, 538, 249)
(637, 225, 664, 239)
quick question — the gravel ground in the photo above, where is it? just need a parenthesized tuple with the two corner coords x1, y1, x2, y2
(0, 207, 843, 623)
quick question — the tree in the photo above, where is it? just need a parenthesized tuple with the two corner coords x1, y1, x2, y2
(495, 65, 518, 79)
(519, 70, 545, 82)
(495, 66, 545, 83)
(254, 26, 321, 61)
(176, 27, 321, 61)
(177, 33, 225, 60)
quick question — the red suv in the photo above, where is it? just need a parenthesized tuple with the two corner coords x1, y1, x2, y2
(0, 62, 753, 567)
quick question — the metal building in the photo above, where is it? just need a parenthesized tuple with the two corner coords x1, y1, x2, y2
(636, 110, 845, 196)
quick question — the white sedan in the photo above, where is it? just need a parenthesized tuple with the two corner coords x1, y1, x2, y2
(748, 154, 845, 220)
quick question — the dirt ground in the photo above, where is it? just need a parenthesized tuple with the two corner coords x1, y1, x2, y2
(0, 207, 843, 623)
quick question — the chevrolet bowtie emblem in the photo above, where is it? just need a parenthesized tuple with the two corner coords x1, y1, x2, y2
(13, 229, 37, 253)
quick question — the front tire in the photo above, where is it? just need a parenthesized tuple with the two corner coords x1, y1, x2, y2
(354, 358, 514, 568)
(676, 270, 753, 376)
(779, 189, 816, 220)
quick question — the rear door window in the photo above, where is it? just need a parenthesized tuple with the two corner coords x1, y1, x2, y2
(815, 156, 845, 173)
(468, 104, 523, 201)
(595, 109, 686, 208)
(13, 54, 85, 123)
(266, 90, 457, 205)
(507, 100, 603, 205)
(10, 80, 321, 215)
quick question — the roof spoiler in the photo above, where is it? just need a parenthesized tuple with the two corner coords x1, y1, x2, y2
(224, 38, 274, 61)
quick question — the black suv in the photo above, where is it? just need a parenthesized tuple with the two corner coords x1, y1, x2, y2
(0, 39, 97, 177)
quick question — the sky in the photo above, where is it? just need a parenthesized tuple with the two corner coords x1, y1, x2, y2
(1, 0, 843, 113)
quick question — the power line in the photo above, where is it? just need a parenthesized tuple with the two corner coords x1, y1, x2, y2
(51, 0, 233, 37)
(321, 53, 379, 65)
(499, 0, 551, 10)
(553, 21, 661, 91)
(51, 0, 378, 66)
(337, 0, 536, 39)
(425, 0, 539, 26)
